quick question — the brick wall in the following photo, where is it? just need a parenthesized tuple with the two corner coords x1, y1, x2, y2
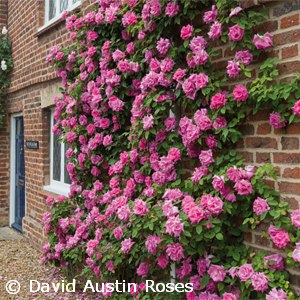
(237, 0, 300, 289)
(0, 0, 299, 262)
(0, 0, 92, 248)
(0, 0, 7, 28)
(0, 0, 8, 226)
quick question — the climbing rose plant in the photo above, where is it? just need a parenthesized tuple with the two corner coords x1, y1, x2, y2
(43, 0, 300, 299)
(0, 26, 13, 126)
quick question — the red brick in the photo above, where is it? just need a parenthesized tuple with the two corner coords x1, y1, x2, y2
(245, 137, 278, 149)
(274, 122, 300, 135)
(240, 124, 255, 135)
(273, 29, 300, 46)
(248, 110, 271, 122)
(244, 232, 253, 243)
(237, 151, 253, 163)
(285, 197, 300, 210)
(255, 20, 278, 33)
(283, 167, 300, 179)
(279, 182, 300, 195)
(254, 234, 271, 248)
(280, 14, 299, 29)
(257, 123, 271, 135)
(238, 0, 255, 9)
(281, 137, 299, 150)
(282, 44, 298, 59)
(278, 61, 300, 76)
(264, 179, 275, 189)
(274, 153, 300, 164)
(256, 152, 271, 163)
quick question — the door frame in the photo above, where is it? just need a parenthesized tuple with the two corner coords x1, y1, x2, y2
(9, 113, 26, 227)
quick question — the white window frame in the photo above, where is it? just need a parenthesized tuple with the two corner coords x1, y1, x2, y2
(44, 109, 70, 196)
(39, 0, 81, 32)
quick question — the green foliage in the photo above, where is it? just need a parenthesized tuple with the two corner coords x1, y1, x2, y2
(0, 26, 13, 126)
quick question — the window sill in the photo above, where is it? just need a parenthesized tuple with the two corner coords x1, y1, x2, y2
(36, 2, 81, 38)
(43, 185, 70, 197)
(36, 18, 65, 37)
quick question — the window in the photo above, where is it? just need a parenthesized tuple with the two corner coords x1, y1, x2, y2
(44, 0, 81, 26)
(44, 110, 71, 195)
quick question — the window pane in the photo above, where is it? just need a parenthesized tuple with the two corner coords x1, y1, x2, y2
(60, 0, 68, 13)
(53, 134, 61, 181)
(64, 145, 72, 184)
(49, 0, 57, 20)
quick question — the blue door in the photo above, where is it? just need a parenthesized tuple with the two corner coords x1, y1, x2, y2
(12, 116, 25, 232)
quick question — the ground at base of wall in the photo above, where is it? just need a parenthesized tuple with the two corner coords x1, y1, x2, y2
(0, 239, 98, 299)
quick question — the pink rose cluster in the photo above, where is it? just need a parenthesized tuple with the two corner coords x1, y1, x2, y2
(44, 0, 299, 298)
(227, 165, 255, 195)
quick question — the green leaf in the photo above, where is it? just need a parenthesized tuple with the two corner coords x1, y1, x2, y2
(216, 233, 224, 240)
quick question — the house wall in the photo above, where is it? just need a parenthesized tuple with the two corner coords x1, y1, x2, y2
(0, 0, 8, 227)
(0, 0, 91, 247)
(0, 0, 299, 272)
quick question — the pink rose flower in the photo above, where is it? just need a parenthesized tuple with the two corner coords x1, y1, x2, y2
(210, 92, 227, 110)
(268, 225, 290, 249)
(203, 5, 218, 24)
(182, 77, 196, 100)
(166, 243, 185, 261)
(253, 32, 273, 49)
(133, 199, 149, 216)
(269, 112, 286, 128)
(136, 262, 150, 278)
(173, 68, 187, 81)
(187, 205, 206, 223)
(121, 238, 135, 254)
(206, 135, 218, 148)
(253, 197, 270, 215)
(165, 216, 184, 237)
(292, 243, 300, 263)
(251, 272, 269, 292)
(238, 263, 254, 281)
(180, 24, 193, 40)
(208, 264, 226, 282)
(228, 24, 244, 41)
(108, 96, 125, 111)
(87, 31, 98, 41)
(87, 239, 99, 249)
(194, 109, 212, 131)
(156, 38, 170, 56)
(122, 12, 137, 27)
(145, 235, 162, 255)
(213, 116, 227, 129)
(126, 42, 135, 55)
(208, 22, 222, 40)
(232, 84, 249, 102)
(212, 175, 225, 191)
(164, 117, 176, 131)
(235, 50, 253, 65)
(234, 179, 252, 195)
(229, 7, 243, 18)
(190, 36, 207, 52)
(143, 114, 154, 130)
(157, 254, 169, 269)
(222, 293, 237, 300)
(199, 150, 214, 167)
(291, 209, 300, 229)
(165, 2, 179, 17)
(227, 60, 240, 78)
(113, 226, 123, 239)
(266, 288, 287, 300)
(292, 99, 300, 116)
(263, 254, 285, 271)
(206, 196, 223, 215)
